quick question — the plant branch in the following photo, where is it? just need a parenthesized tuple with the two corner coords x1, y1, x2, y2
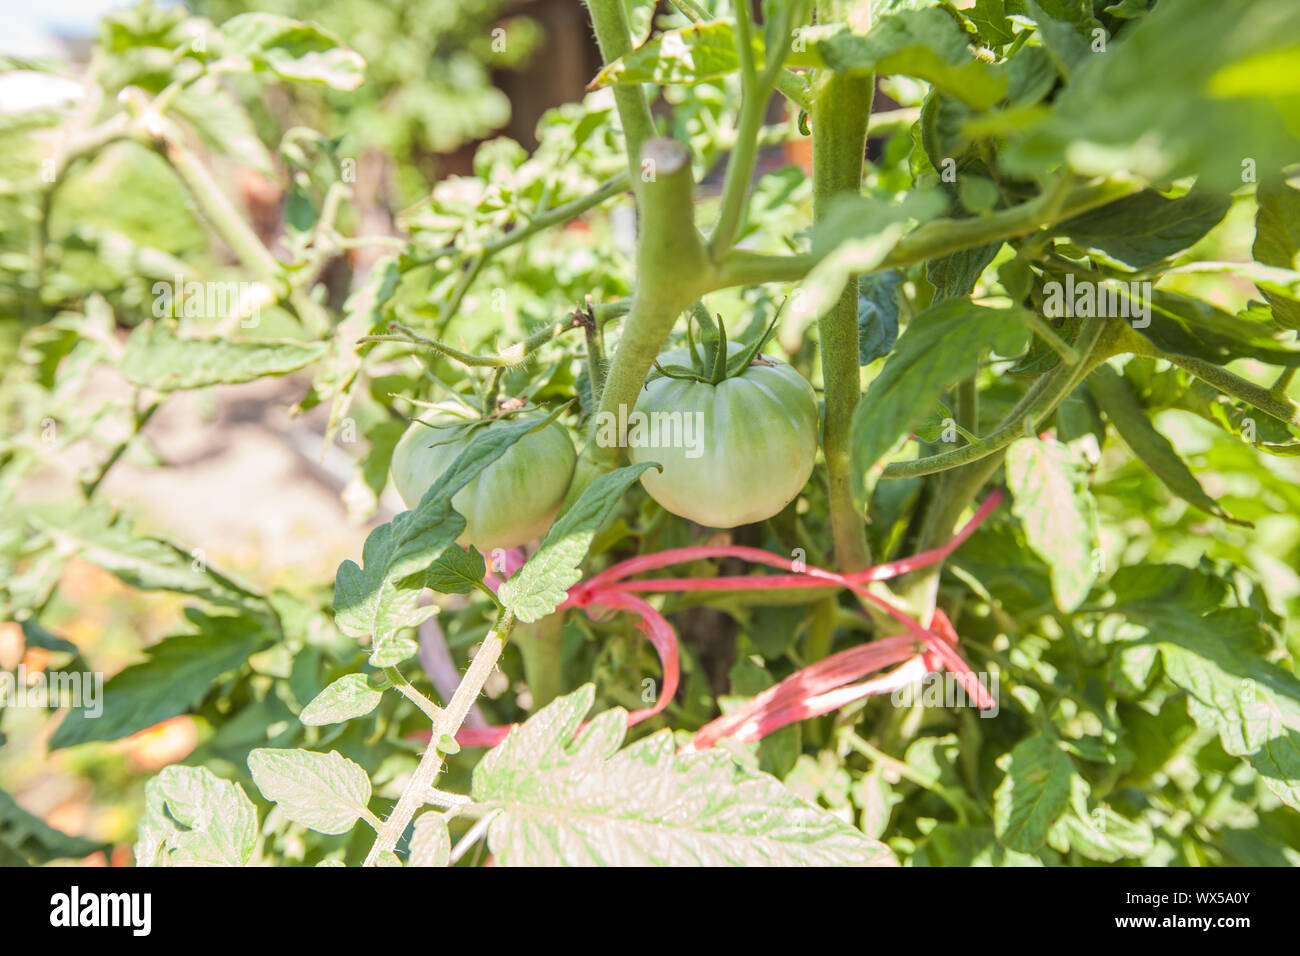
(579, 139, 713, 479)
(360, 314, 584, 368)
(708, 0, 768, 260)
(364, 612, 516, 866)
(883, 317, 1110, 479)
(710, 177, 1144, 289)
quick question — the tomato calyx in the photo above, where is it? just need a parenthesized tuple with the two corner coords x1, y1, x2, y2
(652, 302, 784, 386)
(407, 397, 573, 449)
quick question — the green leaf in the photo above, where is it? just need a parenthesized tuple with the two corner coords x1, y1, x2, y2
(912, 824, 1044, 866)
(818, 9, 1008, 109)
(135, 766, 258, 867)
(472, 686, 896, 866)
(625, 0, 658, 46)
(1089, 364, 1248, 526)
(219, 13, 366, 90)
(1005, 436, 1098, 612)
(50, 610, 270, 749)
(927, 242, 1000, 301)
(1253, 177, 1300, 330)
(499, 463, 656, 623)
(248, 748, 373, 834)
(592, 21, 758, 87)
(1134, 606, 1300, 812)
(334, 415, 545, 665)
(800, 192, 947, 329)
(850, 299, 1023, 491)
(122, 322, 328, 391)
(1109, 562, 1230, 616)
(1133, 290, 1300, 368)
(993, 734, 1076, 853)
(857, 270, 903, 365)
(0, 789, 103, 865)
(408, 812, 451, 867)
(40, 507, 269, 616)
(299, 673, 384, 726)
(1056, 190, 1231, 270)
(1002, 0, 1300, 190)
(424, 545, 488, 595)
(1046, 775, 1154, 862)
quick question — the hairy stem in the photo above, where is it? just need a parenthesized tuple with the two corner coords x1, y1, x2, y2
(364, 612, 515, 866)
(811, 0, 874, 572)
(578, 139, 712, 483)
(711, 177, 1143, 289)
(585, 0, 658, 180)
(361, 314, 584, 368)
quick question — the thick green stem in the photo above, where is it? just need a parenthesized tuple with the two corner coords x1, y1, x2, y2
(711, 177, 1143, 289)
(582, 139, 712, 479)
(586, 0, 657, 181)
(810, 6, 874, 572)
(1162, 352, 1300, 427)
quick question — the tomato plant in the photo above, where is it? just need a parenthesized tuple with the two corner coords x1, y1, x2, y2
(3, 0, 1300, 870)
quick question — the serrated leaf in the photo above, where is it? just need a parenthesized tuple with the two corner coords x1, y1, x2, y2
(912, 824, 1044, 866)
(1089, 364, 1249, 526)
(1254, 177, 1300, 330)
(818, 8, 1008, 109)
(1050, 805, 1155, 862)
(334, 415, 545, 664)
(248, 748, 372, 835)
(122, 322, 328, 391)
(499, 464, 654, 623)
(299, 673, 383, 726)
(1134, 290, 1300, 369)
(850, 299, 1024, 492)
(0, 789, 103, 865)
(1005, 436, 1098, 611)
(219, 13, 365, 90)
(472, 686, 895, 866)
(994, 734, 1076, 852)
(1056, 189, 1231, 270)
(408, 812, 451, 867)
(135, 766, 257, 867)
(592, 21, 763, 87)
(424, 545, 487, 595)
(1133, 605, 1300, 812)
(40, 507, 268, 616)
(50, 611, 270, 749)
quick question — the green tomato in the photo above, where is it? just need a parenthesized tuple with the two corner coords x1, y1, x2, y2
(626, 345, 819, 528)
(390, 413, 576, 551)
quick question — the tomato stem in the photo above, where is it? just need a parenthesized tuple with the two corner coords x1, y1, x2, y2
(811, 0, 875, 573)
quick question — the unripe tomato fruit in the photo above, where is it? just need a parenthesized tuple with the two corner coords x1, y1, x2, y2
(628, 344, 819, 528)
(390, 413, 576, 551)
